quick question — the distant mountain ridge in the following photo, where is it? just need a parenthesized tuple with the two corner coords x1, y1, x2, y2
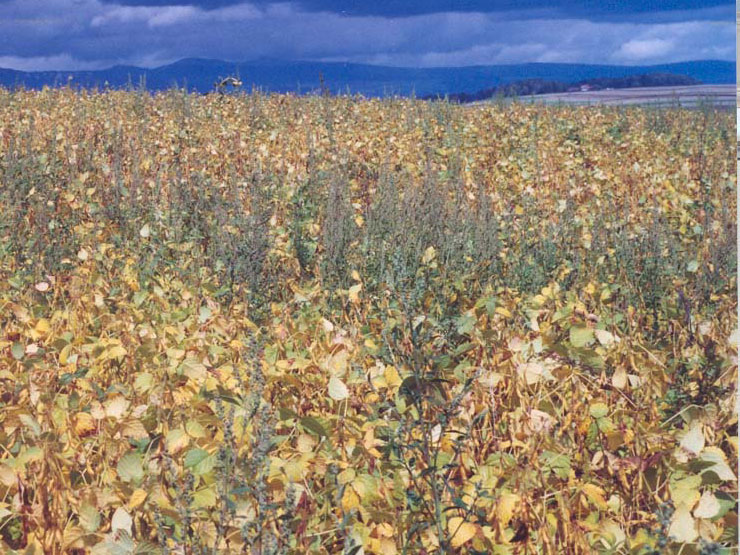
(0, 58, 733, 98)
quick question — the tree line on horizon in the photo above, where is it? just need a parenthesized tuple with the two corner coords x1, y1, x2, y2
(426, 72, 701, 103)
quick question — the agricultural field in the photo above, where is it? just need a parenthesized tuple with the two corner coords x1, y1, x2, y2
(512, 84, 736, 109)
(0, 88, 736, 554)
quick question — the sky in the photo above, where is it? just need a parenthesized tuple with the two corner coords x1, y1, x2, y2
(0, 0, 735, 71)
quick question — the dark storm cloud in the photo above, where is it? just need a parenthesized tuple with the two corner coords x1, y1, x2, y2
(0, 0, 734, 71)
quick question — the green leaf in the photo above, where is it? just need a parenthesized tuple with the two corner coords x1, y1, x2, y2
(198, 306, 212, 324)
(78, 503, 101, 533)
(540, 450, 571, 480)
(279, 407, 299, 421)
(134, 372, 154, 394)
(434, 354, 453, 369)
(589, 403, 609, 419)
(184, 448, 215, 476)
(11, 342, 24, 360)
(183, 448, 209, 468)
(15, 446, 43, 468)
(185, 419, 206, 438)
(19, 414, 41, 437)
(180, 357, 207, 382)
(454, 341, 475, 357)
(570, 326, 595, 348)
(117, 452, 144, 485)
(475, 295, 498, 316)
(132, 290, 148, 307)
(456, 313, 476, 336)
(8, 276, 23, 289)
(264, 344, 278, 364)
(191, 486, 217, 509)
(552, 304, 573, 323)
(300, 416, 328, 438)
(670, 475, 701, 507)
(484, 296, 497, 317)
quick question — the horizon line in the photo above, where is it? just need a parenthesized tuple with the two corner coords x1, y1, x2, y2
(0, 57, 734, 74)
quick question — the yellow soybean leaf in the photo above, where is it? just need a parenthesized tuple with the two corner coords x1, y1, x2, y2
(679, 421, 705, 458)
(376, 523, 394, 537)
(379, 538, 397, 554)
(0, 465, 15, 487)
(337, 469, 356, 486)
(698, 447, 736, 481)
(348, 283, 362, 304)
(495, 307, 512, 318)
(328, 376, 349, 401)
(104, 396, 129, 420)
(284, 460, 305, 482)
(185, 419, 207, 439)
(384, 366, 402, 389)
(582, 483, 608, 510)
(181, 357, 207, 382)
(35, 319, 50, 334)
(107, 345, 127, 360)
(595, 329, 619, 347)
(165, 428, 190, 454)
(611, 366, 628, 390)
(192, 486, 217, 510)
(111, 507, 133, 535)
(496, 493, 520, 526)
(128, 489, 148, 509)
(74, 413, 96, 436)
(341, 486, 360, 512)
(668, 504, 698, 543)
(59, 344, 73, 365)
(693, 491, 721, 519)
(326, 349, 350, 377)
(448, 517, 477, 548)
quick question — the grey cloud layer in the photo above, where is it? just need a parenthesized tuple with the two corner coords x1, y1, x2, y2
(90, 0, 734, 20)
(0, 0, 734, 70)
